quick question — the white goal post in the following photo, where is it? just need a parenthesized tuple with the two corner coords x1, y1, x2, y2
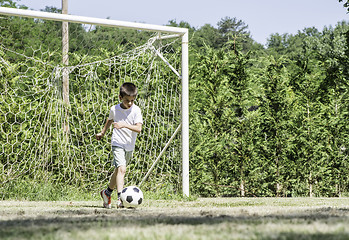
(0, 7, 189, 197)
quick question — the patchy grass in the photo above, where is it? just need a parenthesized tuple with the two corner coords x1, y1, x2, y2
(0, 198, 348, 240)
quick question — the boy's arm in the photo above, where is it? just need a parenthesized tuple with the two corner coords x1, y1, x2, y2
(96, 118, 113, 140)
(113, 122, 142, 133)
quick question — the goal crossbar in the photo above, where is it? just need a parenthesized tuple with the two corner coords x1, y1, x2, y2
(0, 7, 187, 35)
(0, 6, 190, 197)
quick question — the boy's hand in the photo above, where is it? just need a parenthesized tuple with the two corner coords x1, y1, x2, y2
(96, 132, 104, 140)
(113, 122, 126, 129)
(113, 122, 142, 133)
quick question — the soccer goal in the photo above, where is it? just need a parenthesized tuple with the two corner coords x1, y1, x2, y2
(0, 7, 189, 198)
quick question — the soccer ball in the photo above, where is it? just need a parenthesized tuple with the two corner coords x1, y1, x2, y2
(120, 186, 143, 208)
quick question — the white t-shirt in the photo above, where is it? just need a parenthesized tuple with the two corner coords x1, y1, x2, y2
(108, 104, 143, 151)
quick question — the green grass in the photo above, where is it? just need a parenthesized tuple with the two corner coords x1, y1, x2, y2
(2, 179, 195, 202)
(2, 179, 97, 201)
(0, 198, 348, 240)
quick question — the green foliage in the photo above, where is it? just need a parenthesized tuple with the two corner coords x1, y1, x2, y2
(189, 44, 260, 197)
(188, 20, 349, 197)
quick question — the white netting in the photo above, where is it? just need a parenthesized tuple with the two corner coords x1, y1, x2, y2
(0, 15, 182, 199)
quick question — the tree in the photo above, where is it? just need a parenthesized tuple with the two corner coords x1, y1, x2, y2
(192, 24, 221, 49)
(190, 46, 239, 196)
(339, 0, 349, 12)
(217, 17, 253, 52)
(0, 0, 16, 7)
(218, 17, 250, 39)
(189, 41, 261, 197)
(167, 19, 194, 30)
(257, 56, 296, 196)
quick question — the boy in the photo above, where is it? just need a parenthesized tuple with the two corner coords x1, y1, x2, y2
(96, 82, 143, 208)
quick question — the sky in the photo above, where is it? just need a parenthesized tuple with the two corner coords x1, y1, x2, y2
(17, 0, 349, 45)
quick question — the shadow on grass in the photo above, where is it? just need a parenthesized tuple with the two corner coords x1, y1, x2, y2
(0, 207, 348, 239)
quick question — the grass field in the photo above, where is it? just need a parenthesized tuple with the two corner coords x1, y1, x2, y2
(0, 197, 348, 240)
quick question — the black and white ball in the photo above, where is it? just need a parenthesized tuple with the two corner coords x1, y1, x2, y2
(120, 186, 143, 208)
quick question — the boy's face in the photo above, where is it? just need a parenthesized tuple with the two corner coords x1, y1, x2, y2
(119, 95, 136, 109)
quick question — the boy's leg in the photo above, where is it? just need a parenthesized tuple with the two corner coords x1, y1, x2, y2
(103, 167, 126, 208)
(108, 165, 126, 192)
(115, 165, 126, 208)
(109, 168, 118, 190)
(108, 167, 126, 208)
(100, 170, 117, 209)
(116, 165, 126, 193)
(101, 147, 132, 208)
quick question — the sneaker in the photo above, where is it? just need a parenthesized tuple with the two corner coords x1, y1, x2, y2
(100, 190, 111, 209)
(117, 198, 124, 208)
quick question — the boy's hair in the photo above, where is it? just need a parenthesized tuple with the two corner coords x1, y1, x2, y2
(120, 82, 138, 97)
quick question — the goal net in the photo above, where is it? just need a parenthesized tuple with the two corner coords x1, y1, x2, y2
(0, 7, 189, 199)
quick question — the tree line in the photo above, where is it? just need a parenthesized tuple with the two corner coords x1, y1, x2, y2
(170, 3, 349, 197)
